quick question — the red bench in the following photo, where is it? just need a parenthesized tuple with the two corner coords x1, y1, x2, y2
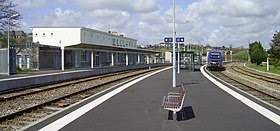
(161, 86, 186, 120)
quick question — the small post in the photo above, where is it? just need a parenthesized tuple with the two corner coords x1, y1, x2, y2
(173, 111, 176, 121)
(126, 53, 129, 66)
(147, 55, 150, 64)
(230, 51, 233, 62)
(267, 54, 270, 71)
(224, 51, 227, 62)
(19, 57, 22, 68)
(27, 57, 30, 69)
(61, 46, 64, 71)
(137, 54, 140, 64)
(91, 51, 94, 68)
(111, 52, 114, 66)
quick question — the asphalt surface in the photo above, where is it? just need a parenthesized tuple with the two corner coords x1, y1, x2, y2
(42, 69, 280, 131)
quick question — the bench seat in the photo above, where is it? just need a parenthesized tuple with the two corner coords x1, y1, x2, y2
(161, 86, 186, 119)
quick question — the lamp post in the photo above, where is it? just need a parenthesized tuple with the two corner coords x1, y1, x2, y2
(7, 14, 19, 75)
(172, 0, 176, 87)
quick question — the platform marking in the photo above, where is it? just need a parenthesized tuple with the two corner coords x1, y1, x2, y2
(201, 65, 280, 126)
(39, 67, 172, 131)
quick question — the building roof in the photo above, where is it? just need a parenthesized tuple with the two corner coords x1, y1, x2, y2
(31, 26, 137, 41)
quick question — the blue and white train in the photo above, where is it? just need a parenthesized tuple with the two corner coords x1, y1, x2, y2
(207, 49, 225, 71)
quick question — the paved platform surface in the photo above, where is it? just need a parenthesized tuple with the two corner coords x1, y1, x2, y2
(48, 69, 280, 130)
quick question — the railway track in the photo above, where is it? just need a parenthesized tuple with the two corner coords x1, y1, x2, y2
(0, 67, 163, 131)
(230, 64, 280, 85)
(0, 70, 132, 102)
(208, 69, 280, 108)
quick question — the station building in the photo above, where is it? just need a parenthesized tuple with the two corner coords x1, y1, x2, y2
(32, 27, 159, 70)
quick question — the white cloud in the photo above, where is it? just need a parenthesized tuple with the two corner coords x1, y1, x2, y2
(180, 0, 280, 47)
(34, 8, 82, 27)
(72, 0, 159, 13)
(88, 9, 130, 30)
(15, 0, 47, 8)
(20, 0, 280, 48)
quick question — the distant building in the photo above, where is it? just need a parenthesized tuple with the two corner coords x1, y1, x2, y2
(32, 27, 137, 49)
(9, 31, 27, 39)
(31, 27, 159, 70)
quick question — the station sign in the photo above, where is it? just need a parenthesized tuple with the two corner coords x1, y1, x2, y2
(164, 37, 173, 42)
(164, 37, 184, 43)
(176, 37, 184, 42)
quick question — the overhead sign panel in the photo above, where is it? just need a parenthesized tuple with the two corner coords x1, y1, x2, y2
(176, 37, 184, 42)
(164, 37, 173, 42)
(164, 37, 184, 43)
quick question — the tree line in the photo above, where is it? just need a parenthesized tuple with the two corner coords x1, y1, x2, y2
(249, 31, 280, 67)
(0, 0, 20, 48)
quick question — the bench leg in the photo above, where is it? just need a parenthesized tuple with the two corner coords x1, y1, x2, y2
(173, 111, 176, 121)
(168, 111, 173, 120)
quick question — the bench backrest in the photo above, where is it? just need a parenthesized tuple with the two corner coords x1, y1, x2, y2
(177, 86, 186, 105)
(179, 86, 186, 96)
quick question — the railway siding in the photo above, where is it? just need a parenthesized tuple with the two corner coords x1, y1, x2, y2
(223, 70, 280, 99)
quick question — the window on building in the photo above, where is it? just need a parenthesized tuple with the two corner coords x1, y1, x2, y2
(43, 33, 45, 36)
(51, 33, 53, 36)
(81, 51, 89, 62)
(112, 38, 116, 45)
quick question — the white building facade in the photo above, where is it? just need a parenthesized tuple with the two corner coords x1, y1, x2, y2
(32, 27, 157, 70)
(33, 27, 137, 49)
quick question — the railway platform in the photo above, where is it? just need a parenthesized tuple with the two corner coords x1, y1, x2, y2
(0, 64, 165, 92)
(27, 68, 280, 131)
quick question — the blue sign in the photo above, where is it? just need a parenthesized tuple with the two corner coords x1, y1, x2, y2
(164, 37, 184, 43)
(164, 37, 173, 42)
(176, 37, 184, 42)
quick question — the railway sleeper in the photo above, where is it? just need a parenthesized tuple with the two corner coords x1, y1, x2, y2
(43, 106, 64, 111)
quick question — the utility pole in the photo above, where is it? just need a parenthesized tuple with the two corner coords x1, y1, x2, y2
(7, 16, 10, 75)
(172, 0, 176, 87)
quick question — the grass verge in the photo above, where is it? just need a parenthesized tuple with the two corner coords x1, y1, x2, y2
(247, 63, 280, 75)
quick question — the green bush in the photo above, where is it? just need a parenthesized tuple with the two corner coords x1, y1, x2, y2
(249, 41, 267, 65)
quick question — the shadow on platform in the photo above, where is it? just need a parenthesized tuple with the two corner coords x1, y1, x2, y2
(168, 106, 195, 121)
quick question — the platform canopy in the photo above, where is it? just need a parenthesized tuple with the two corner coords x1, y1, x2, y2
(65, 43, 159, 54)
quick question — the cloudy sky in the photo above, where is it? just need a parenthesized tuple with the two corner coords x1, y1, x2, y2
(14, 0, 280, 48)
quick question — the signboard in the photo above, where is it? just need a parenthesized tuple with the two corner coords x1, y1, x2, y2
(164, 37, 184, 43)
(164, 37, 173, 42)
(176, 37, 184, 42)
